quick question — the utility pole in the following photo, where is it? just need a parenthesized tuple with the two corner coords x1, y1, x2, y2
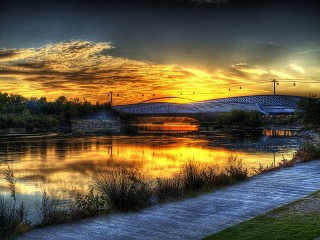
(271, 79, 278, 95)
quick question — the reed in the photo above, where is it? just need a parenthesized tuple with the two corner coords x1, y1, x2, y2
(94, 167, 152, 211)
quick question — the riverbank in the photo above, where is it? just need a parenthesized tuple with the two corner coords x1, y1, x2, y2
(1, 123, 318, 238)
(17, 160, 320, 240)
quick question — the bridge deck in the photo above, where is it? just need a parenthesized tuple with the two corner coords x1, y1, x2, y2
(114, 95, 301, 117)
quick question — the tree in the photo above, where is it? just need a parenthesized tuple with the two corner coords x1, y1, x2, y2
(296, 95, 320, 128)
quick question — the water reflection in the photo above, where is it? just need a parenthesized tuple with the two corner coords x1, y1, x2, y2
(262, 129, 295, 137)
(0, 126, 302, 222)
(123, 123, 198, 134)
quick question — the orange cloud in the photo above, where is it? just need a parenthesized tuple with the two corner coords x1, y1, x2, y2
(0, 40, 319, 104)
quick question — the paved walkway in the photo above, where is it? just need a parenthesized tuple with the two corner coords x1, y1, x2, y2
(18, 161, 320, 240)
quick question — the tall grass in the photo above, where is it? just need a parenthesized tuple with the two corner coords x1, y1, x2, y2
(2, 166, 16, 201)
(180, 161, 206, 191)
(94, 167, 152, 211)
(226, 155, 248, 182)
(0, 198, 27, 237)
(155, 156, 248, 202)
(1, 166, 29, 238)
(36, 191, 60, 226)
(156, 177, 184, 200)
(74, 188, 107, 217)
(253, 156, 296, 174)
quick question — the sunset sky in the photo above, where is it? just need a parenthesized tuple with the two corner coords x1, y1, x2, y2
(0, 0, 320, 105)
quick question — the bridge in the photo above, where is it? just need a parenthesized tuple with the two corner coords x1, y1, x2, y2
(113, 95, 302, 120)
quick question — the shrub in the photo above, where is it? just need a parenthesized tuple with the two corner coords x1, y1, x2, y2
(213, 172, 232, 186)
(278, 157, 296, 168)
(74, 189, 107, 217)
(2, 166, 16, 201)
(36, 192, 60, 226)
(293, 141, 320, 162)
(0, 198, 29, 238)
(156, 177, 184, 200)
(94, 167, 152, 211)
(180, 161, 206, 191)
(253, 156, 296, 174)
(253, 163, 276, 174)
(225, 155, 248, 182)
(155, 158, 249, 202)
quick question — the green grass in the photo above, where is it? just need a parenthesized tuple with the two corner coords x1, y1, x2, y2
(204, 191, 320, 240)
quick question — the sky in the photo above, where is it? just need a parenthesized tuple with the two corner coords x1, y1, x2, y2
(0, 0, 320, 104)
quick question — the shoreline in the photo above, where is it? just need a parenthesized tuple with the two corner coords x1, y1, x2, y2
(1, 124, 319, 238)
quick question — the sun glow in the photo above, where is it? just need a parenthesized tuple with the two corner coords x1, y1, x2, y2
(0, 40, 319, 105)
(0, 135, 294, 200)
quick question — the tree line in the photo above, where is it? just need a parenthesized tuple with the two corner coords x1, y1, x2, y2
(0, 92, 111, 130)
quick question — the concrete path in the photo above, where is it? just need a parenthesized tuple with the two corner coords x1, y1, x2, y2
(18, 161, 320, 240)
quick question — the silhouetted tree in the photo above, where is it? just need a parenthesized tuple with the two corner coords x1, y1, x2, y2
(296, 95, 320, 128)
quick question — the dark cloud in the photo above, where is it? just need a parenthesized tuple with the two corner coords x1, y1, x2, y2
(0, 49, 18, 59)
(15, 62, 48, 69)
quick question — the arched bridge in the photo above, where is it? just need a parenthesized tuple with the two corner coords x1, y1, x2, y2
(113, 95, 302, 120)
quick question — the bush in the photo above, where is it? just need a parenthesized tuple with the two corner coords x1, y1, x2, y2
(154, 158, 249, 202)
(2, 166, 16, 201)
(36, 192, 60, 226)
(253, 156, 296, 174)
(180, 161, 206, 191)
(293, 141, 320, 162)
(0, 198, 29, 238)
(94, 167, 152, 211)
(278, 157, 296, 168)
(225, 155, 248, 182)
(156, 177, 184, 200)
(74, 189, 107, 217)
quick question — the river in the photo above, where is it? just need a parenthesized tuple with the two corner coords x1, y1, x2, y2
(0, 123, 302, 223)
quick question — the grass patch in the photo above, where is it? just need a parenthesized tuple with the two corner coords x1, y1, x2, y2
(204, 191, 320, 240)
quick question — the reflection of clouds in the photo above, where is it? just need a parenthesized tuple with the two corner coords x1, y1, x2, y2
(0, 40, 319, 103)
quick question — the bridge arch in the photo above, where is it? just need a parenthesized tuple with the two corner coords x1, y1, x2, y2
(138, 96, 196, 104)
(114, 95, 302, 121)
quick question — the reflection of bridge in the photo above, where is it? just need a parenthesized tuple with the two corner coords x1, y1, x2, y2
(114, 95, 302, 120)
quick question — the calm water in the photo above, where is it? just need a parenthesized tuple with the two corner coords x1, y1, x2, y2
(0, 124, 302, 223)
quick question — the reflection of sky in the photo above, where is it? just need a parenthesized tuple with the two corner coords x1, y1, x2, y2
(0, 0, 320, 104)
(0, 132, 301, 201)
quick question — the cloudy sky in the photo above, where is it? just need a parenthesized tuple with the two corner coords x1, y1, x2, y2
(0, 0, 320, 104)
